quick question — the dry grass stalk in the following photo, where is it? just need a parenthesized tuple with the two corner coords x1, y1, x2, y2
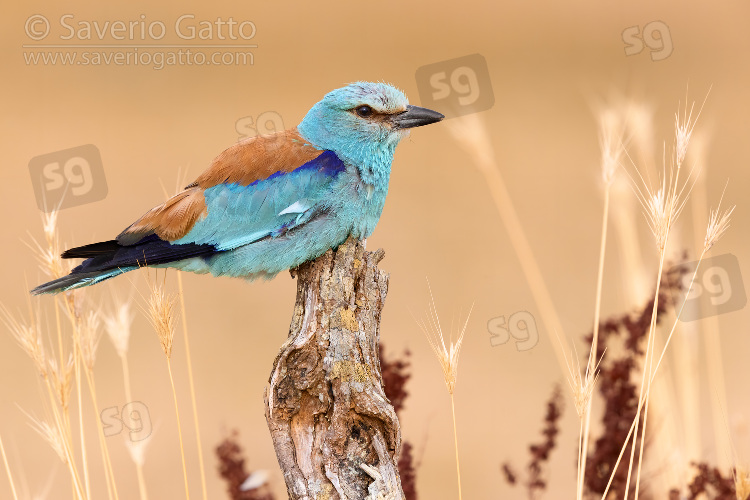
(125, 435, 153, 469)
(26, 414, 68, 464)
(161, 168, 208, 499)
(62, 283, 94, 500)
(2, 304, 88, 498)
(30, 207, 104, 499)
(416, 285, 471, 500)
(103, 300, 135, 359)
(627, 98, 703, 500)
(146, 272, 190, 499)
(66, 292, 118, 500)
(126, 435, 153, 499)
(64, 296, 114, 498)
(445, 114, 568, 375)
(102, 299, 149, 500)
(73, 344, 92, 500)
(602, 183, 734, 499)
(27, 209, 69, 395)
(597, 227, 728, 499)
(79, 356, 119, 500)
(593, 97, 704, 500)
(103, 299, 136, 403)
(690, 140, 734, 474)
(630, 201, 733, 499)
(177, 272, 208, 500)
(23, 406, 85, 499)
(558, 334, 601, 500)
(14, 203, 128, 499)
(577, 106, 625, 500)
(0, 433, 19, 500)
(649, 201, 734, 393)
(78, 311, 102, 372)
(2, 306, 47, 377)
(47, 352, 74, 410)
(103, 298, 136, 414)
(612, 129, 683, 495)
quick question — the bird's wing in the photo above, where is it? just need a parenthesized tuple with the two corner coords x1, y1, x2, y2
(169, 150, 346, 251)
(117, 129, 346, 251)
(188, 128, 323, 189)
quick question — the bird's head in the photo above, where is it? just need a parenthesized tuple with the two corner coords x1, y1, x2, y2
(298, 82, 444, 170)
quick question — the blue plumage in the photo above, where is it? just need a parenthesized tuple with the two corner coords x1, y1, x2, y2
(31, 82, 443, 295)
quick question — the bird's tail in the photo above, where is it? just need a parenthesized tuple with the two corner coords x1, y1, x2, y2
(30, 267, 135, 295)
(31, 236, 215, 295)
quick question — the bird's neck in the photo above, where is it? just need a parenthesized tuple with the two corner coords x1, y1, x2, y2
(297, 113, 396, 191)
(298, 116, 395, 240)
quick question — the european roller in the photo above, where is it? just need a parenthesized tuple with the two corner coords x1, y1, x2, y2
(32, 82, 444, 295)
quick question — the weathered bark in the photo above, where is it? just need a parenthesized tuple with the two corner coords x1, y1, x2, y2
(264, 237, 404, 500)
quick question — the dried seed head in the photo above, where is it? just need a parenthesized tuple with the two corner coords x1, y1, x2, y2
(633, 167, 692, 252)
(646, 188, 674, 250)
(148, 280, 178, 359)
(416, 286, 472, 395)
(78, 310, 102, 370)
(626, 102, 655, 164)
(598, 109, 625, 185)
(674, 100, 699, 169)
(704, 201, 734, 252)
(568, 366, 599, 420)
(1, 306, 47, 377)
(630, 96, 705, 252)
(69, 289, 86, 322)
(125, 433, 153, 467)
(558, 337, 601, 419)
(443, 113, 494, 169)
(28, 236, 64, 280)
(25, 413, 67, 464)
(735, 465, 750, 500)
(674, 90, 710, 170)
(27, 208, 69, 280)
(47, 353, 74, 409)
(103, 300, 135, 358)
(42, 210, 58, 246)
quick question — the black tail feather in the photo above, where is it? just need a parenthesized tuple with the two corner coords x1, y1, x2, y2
(61, 240, 120, 258)
(31, 234, 217, 295)
(31, 270, 125, 295)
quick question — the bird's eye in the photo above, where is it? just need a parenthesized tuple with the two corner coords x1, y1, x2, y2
(355, 105, 373, 118)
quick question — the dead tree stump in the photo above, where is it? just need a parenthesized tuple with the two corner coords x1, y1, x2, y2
(264, 237, 404, 500)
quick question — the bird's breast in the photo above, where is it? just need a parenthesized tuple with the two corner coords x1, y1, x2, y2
(326, 159, 391, 239)
(346, 180, 388, 239)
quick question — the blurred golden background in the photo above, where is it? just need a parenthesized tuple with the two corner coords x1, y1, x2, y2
(1, 1, 749, 498)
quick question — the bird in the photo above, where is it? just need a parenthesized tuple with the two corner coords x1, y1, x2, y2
(31, 82, 444, 295)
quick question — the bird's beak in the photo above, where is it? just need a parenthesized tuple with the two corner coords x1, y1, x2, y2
(391, 105, 445, 129)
